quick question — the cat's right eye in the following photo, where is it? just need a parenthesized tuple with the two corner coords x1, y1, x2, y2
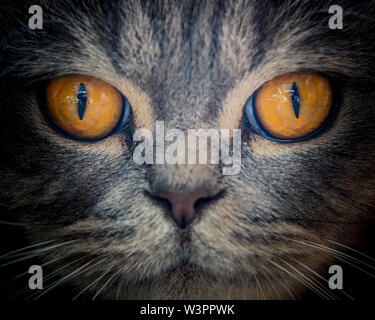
(45, 75, 130, 140)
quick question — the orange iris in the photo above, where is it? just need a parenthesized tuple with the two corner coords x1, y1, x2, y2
(46, 75, 123, 139)
(254, 72, 333, 140)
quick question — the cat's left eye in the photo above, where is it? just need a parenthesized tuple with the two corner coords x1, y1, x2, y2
(244, 72, 336, 142)
(45, 75, 130, 140)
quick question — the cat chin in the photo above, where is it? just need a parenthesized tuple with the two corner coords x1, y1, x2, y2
(95, 270, 307, 300)
(70, 258, 313, 299)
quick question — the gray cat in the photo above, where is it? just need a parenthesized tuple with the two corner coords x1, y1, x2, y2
(0, 0, 374, 300)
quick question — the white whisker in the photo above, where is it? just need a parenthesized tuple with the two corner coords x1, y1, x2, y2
(267, 258, 328, 300)
(73, 262, 111, 300)
(327, 240, 375, 264)
(10, 255, 87, 300)
(32, 256, 106, 300)
(254, 274, 266, 300)
(0, 220, 25, 226)
(7, 256, 62, 283)
(0, 240, 56, 259)
(92, 268, 122, 300)
(0, 240, 79, 268)
(293, 259, 354, 300)
(288, 239, 375, 279)
(280, 258, 338, 300)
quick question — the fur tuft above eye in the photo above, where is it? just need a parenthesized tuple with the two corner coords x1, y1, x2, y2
(244, 72, 336, 142)
(45, 75, 130, 140)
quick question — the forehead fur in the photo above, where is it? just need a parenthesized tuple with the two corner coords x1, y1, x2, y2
(2, 0, 375, 92)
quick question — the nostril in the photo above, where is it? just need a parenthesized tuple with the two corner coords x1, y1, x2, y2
(194, 189, 226, 211)
(148, 189, 224, 229)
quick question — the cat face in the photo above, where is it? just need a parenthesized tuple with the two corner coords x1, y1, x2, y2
(0, 0, 374, 299)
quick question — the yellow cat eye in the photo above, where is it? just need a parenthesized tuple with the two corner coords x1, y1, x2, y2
(245, 72, 334, 141)
(46, 75, 129, 140)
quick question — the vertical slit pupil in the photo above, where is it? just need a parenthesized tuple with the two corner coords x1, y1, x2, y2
(77, 83, 88, 120)
(290, 82, 300, 119)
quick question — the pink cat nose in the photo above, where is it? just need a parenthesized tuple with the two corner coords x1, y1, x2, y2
(155, 190, 213, 229)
